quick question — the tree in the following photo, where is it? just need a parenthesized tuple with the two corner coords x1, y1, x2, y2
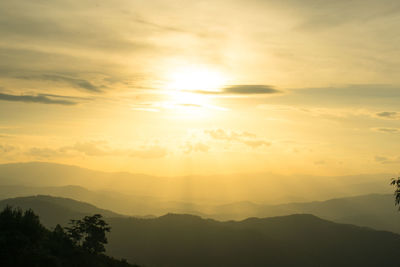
(0, 207, 137, 266)
(66, 214, 111, 254)
(390, 177, 400, 208)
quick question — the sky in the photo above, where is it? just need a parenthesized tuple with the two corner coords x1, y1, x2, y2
(1, 0, 400, 176)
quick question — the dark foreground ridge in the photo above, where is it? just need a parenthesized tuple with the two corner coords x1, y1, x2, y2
(108, 213, 400, 267)
(0, 206, 138, 267)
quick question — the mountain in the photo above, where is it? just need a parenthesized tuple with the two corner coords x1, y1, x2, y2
(0, 195, 122, 227)
(0, 184, 203, 217)
(208, 194, 400, 233)
(1, 183, 400, 234)
(2, 195, 400, 267)
(107, 214, 400, 267)
(0, 162, 394, 206)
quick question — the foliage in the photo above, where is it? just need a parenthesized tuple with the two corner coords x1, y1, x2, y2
(66, 214, 111, 254)
(390, 177, 400, 208)
(0, 206, 137, 267)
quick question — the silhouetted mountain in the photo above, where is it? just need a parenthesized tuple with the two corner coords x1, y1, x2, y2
(4, 195, 400, 266)
(107, 213, 400, 267)
(0, 195, 122, 227)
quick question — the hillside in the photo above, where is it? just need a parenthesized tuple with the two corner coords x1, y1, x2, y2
(107, 214, 400, 267)
(0, 195, 122, 227)
(2, 195, 400, 267)
(2, 184, 400, 233)
(0, 184, 202, 217)
(209, 194, 400, 233)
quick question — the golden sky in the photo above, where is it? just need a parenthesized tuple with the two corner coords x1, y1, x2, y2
(1, 0, 400, 176)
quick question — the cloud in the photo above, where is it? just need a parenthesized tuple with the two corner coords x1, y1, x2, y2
(375, 155, 400, 164)
(205, 129, 270, 148)
(195, 85, 281, 95)
(67, 142, 111, 156)
(0, 144, 16, 153)
(376, 111, 400, 120)
(27, 141, 168, 159)
(17, 74, 103, 93)
(241, 140, 271, 148)
(0, 92, 78, 105)
(205, 129, 256, 141)
(256, 0, 400, 30)
(27, 147, 67, 158)
(183, 142, 210, 154)
(374, 128, 400, 134)
(223, 85, 280, 95)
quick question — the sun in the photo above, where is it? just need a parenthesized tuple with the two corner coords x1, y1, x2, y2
(160, 65, 228, 114)
(165, 66, 227, 93)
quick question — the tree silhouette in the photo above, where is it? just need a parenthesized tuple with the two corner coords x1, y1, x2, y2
(66, 214, 111, 254)
(390, 177, 400, 208)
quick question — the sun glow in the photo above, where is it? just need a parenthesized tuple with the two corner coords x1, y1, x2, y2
(165, 66, 227, 92)
(160, 66, 228, 115)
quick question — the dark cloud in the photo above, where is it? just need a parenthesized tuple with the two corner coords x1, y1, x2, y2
(17, 74, 103, 93)
(223, 85, 280, 94)
(195, 85, 281, 95)
(0, 92, 78, 105)
(376, 111, 400, 120)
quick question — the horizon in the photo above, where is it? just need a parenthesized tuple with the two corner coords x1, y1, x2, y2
(1, 160, 398, 178)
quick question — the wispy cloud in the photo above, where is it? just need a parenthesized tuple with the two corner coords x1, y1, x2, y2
(17, 74, 104, 93)
(375, 111, 400, 120)
(195, 85, 281, 95)
(373, 127, 400, 134)
(375, 155, 400, 164)
(0, 92, 78, 105)
(27, 141, 168, 159)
